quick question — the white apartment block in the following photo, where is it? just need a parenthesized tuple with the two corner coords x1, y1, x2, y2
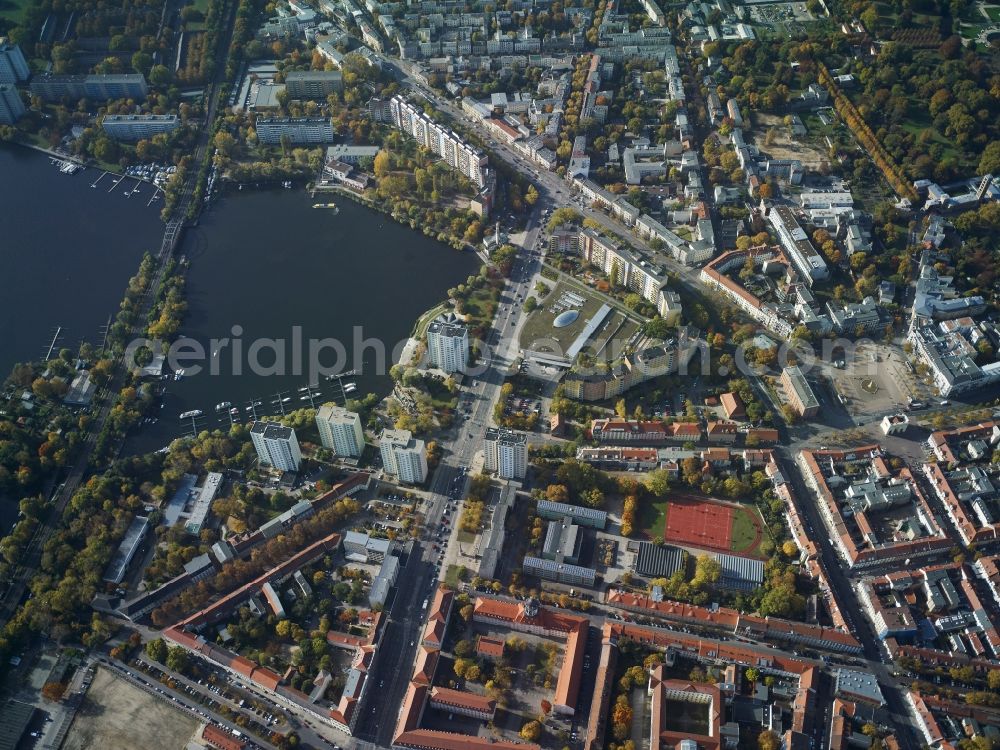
(768, 205, 829, 284)
(250, 421, 303, 471)
(389, 95, 487, 186)
(484, 428, 528, 479)
(255, 116, 335, 145)
(578, 228, 666, 307)
(315, 404, 365, 457)
(379, 428, 428, 484)
(426, 314, 469, 373)
(102, 114, 179, 141)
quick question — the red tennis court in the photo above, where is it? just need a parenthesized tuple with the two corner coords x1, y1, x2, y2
(664, 496, 734, 552)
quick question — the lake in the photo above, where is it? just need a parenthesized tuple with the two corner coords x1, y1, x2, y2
(0, 145, 164, 376)
(124, 186, 480, 454)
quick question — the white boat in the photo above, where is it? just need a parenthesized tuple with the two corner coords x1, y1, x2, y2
(344, 382, 357, 393)
(180, 409, 203, 419)
(230, 407, 240, 416)
(215, 401, 232, 411)
(281, 397, 292, 403)
(173, 369, 185, 381)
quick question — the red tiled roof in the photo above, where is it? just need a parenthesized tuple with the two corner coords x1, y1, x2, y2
(720, 392, 745, 419)
(252, 667, 281, 691)
(202, 724, 246, 750)
(394, 730, 540, 750)
(429, 686, 495, 714)
(476, 636, 505, 658)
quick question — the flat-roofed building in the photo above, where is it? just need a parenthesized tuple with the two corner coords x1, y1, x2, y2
(768, 205, 828, 284)
(542, 520, 583, 564)
(250, 421, 303, 471)
(426, 314, 468, 373)
(523, 556, 596, 586)
(30, 73, 148, 101)
(537, 499, 608, 529)
(315, 404, 365, 457)
(389, 94, 488, 186)
(379, 428, 427, 484)
(483, 427, 528, 479)
(185, 472, 224, 534)
(285, 70, 343, 99)
(102, 114, 179, 141)
(255, 116, 334, 145)
(780, 366, 819, 417)
(103, 516, 150, 584)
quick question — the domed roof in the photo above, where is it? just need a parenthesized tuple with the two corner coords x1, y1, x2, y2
(553, 309, 580, 328)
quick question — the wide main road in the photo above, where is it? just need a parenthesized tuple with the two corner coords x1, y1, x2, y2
(355, 205, 544, 747)
(0, 0, 242, 628)
(774, 447, 922, 750)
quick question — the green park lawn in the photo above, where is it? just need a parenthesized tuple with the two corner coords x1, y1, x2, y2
(636, 497, 669, 540)
(730, 505, 765, 556)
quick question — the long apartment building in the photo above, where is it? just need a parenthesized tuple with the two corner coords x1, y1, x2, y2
(284, 70, 343, 99)
(30, 73, 148, 101)
(102, 114, 179, 141)
(699, 247, 795, 338)
(768, 205, 829, 284)
(254, 116, 335, 145)
(578, 228, 666, 305)
(389, 94, 488, 186)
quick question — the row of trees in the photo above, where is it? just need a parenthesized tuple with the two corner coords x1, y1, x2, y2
(818, 64, 917, 201)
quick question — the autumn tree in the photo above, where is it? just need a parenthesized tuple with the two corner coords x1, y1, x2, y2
(520, 720, 543, 741)
(42, 682, 68, 702)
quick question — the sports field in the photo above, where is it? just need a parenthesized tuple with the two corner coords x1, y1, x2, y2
(663, 494, 765, 556)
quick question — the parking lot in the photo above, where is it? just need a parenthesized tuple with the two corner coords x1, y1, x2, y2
(64, 667, 199, 750)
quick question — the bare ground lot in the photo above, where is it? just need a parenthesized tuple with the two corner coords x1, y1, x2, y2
(751, 113, 829, 169)
(64, 667, 199, 750)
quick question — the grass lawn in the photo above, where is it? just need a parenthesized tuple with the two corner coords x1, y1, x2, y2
(636, 497, 669, 540)
(986, 6, 1000, 21)
(518, 279, 607, 356)
(413, 301, 448, 337)
(457, 529, 476, 544)
(729, 505, 765, 556)
(445, 564, 464, 588)
(461, 287, 500, 331)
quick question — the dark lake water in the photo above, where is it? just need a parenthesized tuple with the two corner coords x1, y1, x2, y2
(124, 186, 480, 454)
(0, 145, 164, 376)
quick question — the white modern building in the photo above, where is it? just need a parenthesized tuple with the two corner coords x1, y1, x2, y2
(0, 38, 29, 84)
(389, 94, 488, 186)
(426, 314, 469, 373)
(379, 428, 427, 484)
(255, 116, 335, 145)
(250, 421, 303, 471)
(102, 114, 179, 141)
(484, 427, 528, 480)
(768, 204, 829, 284)
(315, 404, 365, 457)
